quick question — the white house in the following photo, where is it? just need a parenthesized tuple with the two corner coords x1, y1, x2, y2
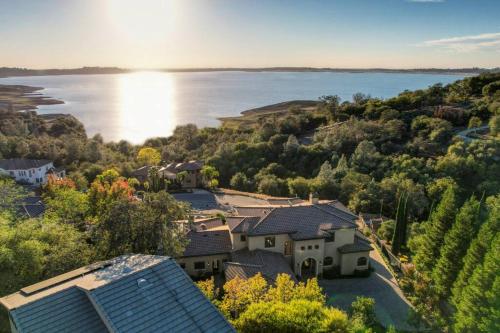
(0, 159, 65, 185)
(177, 198, 373, 281)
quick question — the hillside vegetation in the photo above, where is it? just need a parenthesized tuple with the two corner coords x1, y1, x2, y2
(0, 72, 499, 332)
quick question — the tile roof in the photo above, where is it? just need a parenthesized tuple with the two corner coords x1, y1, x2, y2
(224, 249, 297, 284)
(182, 230, 233, 257)
(1, 254, 234, 333)
(226, 216, 260, 233)
(0, 158, 52, 170)
(247, 204, 357, 240)
(338, 236, 374, 254)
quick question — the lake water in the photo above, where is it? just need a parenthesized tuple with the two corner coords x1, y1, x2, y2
(0, 71, 464, 144)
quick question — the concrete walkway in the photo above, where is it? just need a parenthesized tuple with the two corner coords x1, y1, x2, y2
(320, 249, 416, 331)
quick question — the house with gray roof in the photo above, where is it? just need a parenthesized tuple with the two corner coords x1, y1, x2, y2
(0, 254, 235, 333)
(0, 158, 65, 186)
(131, 160, 203, 189)
(177, 197, 372, 281)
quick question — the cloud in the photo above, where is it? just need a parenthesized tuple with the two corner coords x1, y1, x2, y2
(420, 32, 500, 52)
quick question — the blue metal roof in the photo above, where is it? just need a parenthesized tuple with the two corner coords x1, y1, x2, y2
(3, 255, 234, 333)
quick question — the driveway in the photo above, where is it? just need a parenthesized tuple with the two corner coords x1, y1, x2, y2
(320, 249, 416, 331)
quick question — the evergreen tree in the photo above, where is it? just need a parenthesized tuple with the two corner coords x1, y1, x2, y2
(451, 195, 499, 307)
(453, 234, 500, 332)
(413, 186, 459, 274)
(391, 191, 408, 254)
(431, 197, 483, 298)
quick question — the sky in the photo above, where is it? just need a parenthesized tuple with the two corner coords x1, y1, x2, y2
(1, 0, 499, 69)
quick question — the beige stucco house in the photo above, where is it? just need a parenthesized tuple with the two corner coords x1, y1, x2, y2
(177, 199, 373, 281)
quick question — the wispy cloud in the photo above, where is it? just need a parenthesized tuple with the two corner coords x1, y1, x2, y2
(420, 32, 500, 52)
(407, 0, 445, 3)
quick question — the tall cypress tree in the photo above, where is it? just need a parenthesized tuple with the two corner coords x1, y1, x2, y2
(451, 195, 499, 307)
(413, 186, 459, 274)
(431, 197, 482, 298)
(453, 234, 500, 332)
(392, 192, 408, 254)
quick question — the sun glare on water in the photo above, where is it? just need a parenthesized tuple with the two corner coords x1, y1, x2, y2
(117, 72, 177, 144)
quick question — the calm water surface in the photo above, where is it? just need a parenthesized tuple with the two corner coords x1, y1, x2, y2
(0, 71, 464, 143)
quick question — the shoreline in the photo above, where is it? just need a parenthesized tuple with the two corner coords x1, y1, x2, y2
(0, 84, 64, 112)
(0, 66, 490, 79)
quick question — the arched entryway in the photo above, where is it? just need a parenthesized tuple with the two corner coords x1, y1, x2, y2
(301, 258, 317, 279)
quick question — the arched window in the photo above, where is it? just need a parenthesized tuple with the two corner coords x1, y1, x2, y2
(357, 257, 367, 266)
(200, 224, 207, 231)
(323, 257, 333, 266)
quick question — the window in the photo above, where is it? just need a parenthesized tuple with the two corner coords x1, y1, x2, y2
(200, 224, 207, 230)
(194, 261, 206, 270)
(324, 257, 333, 266)
(314, 245, 319, 249)
(284, 241, 292, 256)
(308, 245, 312, 250)
(240, 235, 247, 242)
(301, 246, 305, 251)
(179, 263, 186, 269)
(325, 232, 335, 243)
(357, 257, 368, 266)
(264, 236, 275, 248)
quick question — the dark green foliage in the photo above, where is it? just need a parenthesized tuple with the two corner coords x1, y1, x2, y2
(451, 195, 499, 308)
(431, 196, 483, 298)
(391, 192, 408, 254)
(453, 234, 499, 333)
(413, 186, 459, 274)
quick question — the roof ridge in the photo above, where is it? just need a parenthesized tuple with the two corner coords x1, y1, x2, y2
(313, 204, 357, 227)
(249, 207, 276, 232)
(224, 262, 263, 268)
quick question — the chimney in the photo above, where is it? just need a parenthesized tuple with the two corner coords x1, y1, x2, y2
(309, 192, 319, 205)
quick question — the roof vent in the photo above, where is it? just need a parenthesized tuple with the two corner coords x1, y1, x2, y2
(137, 278, 149, 289)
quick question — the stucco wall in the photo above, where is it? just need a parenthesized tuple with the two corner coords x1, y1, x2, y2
(248, 234, 291, 254)
(230, 232, 248, 250)
(293, 239, 324, 276)
(323, 228, 356, 266)
(177, 254, 229, 277)
(340, 251, 370, 275)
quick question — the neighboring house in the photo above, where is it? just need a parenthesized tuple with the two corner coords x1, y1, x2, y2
(0, 254, 235, 333)
(131, 160, 203, 188)
(359, 213, 388, 233)
(18, 196, 45, 218)
(177, 197, 373, 281)
(0, 159, 65, 186)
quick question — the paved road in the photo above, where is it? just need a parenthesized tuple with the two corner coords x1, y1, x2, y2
(456, 125, 489, 142)
(320, 249, 416, 331)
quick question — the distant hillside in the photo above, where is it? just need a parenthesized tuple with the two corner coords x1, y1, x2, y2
(1, 66, 498, 78)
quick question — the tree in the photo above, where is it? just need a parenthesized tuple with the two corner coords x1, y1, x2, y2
(283, 135, 300, 154)
(0, 177, 27, 216)
(220, 274, 268, 318)
(453, 234, 499, 332)
(230, 172, 252, 192)
(288, 177, 312, 199)
(431, 196, 483, 298)
(234, 300, 350, 333)
(490, 115, 500, 136)
(413, 185, 459, 274)
(350, 140, 384, 176)
(44, 187, 90, 231)
(201, 165, 219, 189)
(136, 147, 161, 165)
(313, 161, 339, 199)
(349, 296, 376, 328)
(377, 220, 395, 242)
(451, 195, 499, 308)
(468, 116, 482, 129)
(391, 191, 409, 254)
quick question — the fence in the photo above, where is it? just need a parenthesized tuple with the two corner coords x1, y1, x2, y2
(372, 234, 403, 272)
